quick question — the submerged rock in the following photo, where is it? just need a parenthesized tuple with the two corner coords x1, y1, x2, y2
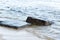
(0, 20, 30, 28)
(26, 17, 53, 26)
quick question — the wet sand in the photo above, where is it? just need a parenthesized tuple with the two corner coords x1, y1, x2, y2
(0, 26, 41, 40)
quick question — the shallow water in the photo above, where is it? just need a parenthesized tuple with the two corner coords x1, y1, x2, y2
(0, 0, 60, 40)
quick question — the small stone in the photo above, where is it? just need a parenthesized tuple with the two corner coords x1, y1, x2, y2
(26, 17, 52, 26)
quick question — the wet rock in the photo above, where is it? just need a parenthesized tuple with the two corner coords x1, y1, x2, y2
(26, 17, 52, 26)
(0, 20, 30, 29)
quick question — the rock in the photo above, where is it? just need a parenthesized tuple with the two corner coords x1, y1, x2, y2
(0, 20, 30, 29)
(26, 17, 52, 26)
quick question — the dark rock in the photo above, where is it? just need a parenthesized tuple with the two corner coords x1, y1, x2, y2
(26, 17, 52, 26)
